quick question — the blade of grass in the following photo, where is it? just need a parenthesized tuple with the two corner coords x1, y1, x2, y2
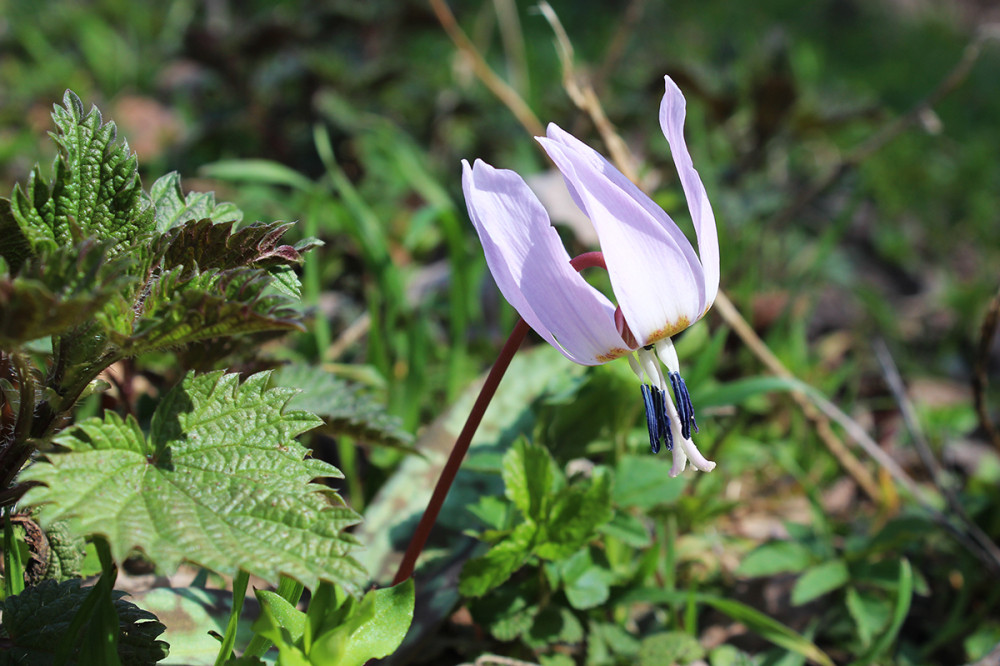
(848, 559, 913, 666)
(3, 508, 25, 598)
(214, 569, 250, 666)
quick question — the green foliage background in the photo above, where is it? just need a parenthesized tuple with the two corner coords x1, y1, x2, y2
(1, 0, 1000, 664)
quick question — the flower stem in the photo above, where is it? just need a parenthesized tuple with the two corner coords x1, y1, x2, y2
(392, 251, 605, 585)
(392, 317, 530, 585)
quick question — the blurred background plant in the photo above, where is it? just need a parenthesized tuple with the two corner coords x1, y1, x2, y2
(2, 0, 1000, 663)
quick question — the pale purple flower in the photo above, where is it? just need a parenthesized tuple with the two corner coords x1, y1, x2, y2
(462, 76, 719, 475)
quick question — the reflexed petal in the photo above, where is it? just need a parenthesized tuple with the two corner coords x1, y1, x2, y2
(542, 123, 704, 296)
(538, 136, 702, 346)
(660, 76, 720, 310)
(462, 159, 630, 364)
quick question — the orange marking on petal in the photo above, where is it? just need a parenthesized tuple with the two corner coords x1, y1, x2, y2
(645, 316, 692, 345)
(596, 347, 631, 363)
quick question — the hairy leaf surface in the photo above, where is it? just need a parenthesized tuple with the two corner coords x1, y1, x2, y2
(22, 371, 366, 595)
(274, 365, 413, 449)
(10, 91, 153, 255)
(0, 578, 168, 665)
(148, 171, 241, 232)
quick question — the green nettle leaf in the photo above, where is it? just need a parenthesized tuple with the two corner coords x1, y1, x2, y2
(0, 199, 32, 272)
(458, 522, 536, 598)
(736, 540, 816, 578)
(0, 239, 135, 347)
(21, 371, 366, 595)
(159, 219, 311, 272)
(535, 467, 612, 561)
(274, 365, 413, 448)
(0, 579, 168, 665)
(42, 520, 87, 581)
(471, 580, 541, 642)
(111, 267, 303, 355)
(502, 437, 560, 522)
(791, 559, 850, 606)
(10, 91, 153, 255)
(148, 171, 242, 232)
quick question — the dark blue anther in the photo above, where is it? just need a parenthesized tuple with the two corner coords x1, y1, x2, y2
(652, 386, 671, 451)
(640, 384, 661, 453)
(669, 372, 698, 440)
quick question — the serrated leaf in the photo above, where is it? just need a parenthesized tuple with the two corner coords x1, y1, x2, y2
(791, 560, 850, 605)
(160, 219, 307, 272)
(273, 364, 413, 449)
(557, 548, 615, 610)
(471, 581, 540, 642)
(736, 540, 815, 578)
(21, 370, 366, 595)
(42, 519, 87, 581)
(311, 580, 414, 666)
(639, 631, 705, 666)
(111, 266, 303, 355)
(535, 468, 612, 561)
(11, 91, 153, 255)
(0, 199, 32, 272)
(0, 238, 135, 346)
(148, 171, 242, 232)
(502, 437, 560, 522)
(0, 578, 168, 665)
(458, 522, 536, 598)
(527, 605, 583, 648)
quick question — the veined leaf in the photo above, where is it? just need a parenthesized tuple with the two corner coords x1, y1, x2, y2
(502, 437, 560, 523)
(148, 171, 242, 232)
(0, 199, 31, 272)
(110, 266, 303, 355)
(10, 91, 153, 256)
(21, 371, 366, 595)
(0, 239, 134, 346)
(273, 365, 413, 449)
(0, 578, 168, 665)
(159, 218, 312, 272)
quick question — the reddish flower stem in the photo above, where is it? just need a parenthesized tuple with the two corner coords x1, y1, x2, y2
(392, 317, 530, 585)
(392, 251, 607, 585)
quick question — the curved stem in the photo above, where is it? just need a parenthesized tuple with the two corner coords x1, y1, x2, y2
(392, 318, 530, 585)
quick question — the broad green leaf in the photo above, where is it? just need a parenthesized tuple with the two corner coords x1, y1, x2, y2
(42, 520, 87, 581)
(556, 548, 615, 610)
(470, 579, 540, 641)
(736, 540, 815, 577)
(535, 468, 613, 561)
(255, 590, 307, 644)
(148, 171, 242, 232)
(11, 91, 153, 255)
(639, 631, 705, 665)
(612, 455, 688, 510)
(502, 437, 559, 522)
(311, 580, 414, 666)
(845, 586, 891, 647)
(273, 364, 413, 449)
(22, 371, 366, 595)
(848, 559, 912, 666)
(526, 606, 583, 648)
(598, 510, 652, 548)
(458, 522, 536, 598)
(0, 579, 167, 665)
(791, 560, 850, 605)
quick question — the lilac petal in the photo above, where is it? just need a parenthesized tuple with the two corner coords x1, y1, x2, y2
(538, 137, 703, 346)
(660, 76, 720, 311)
(462, 159, 631, 365)
(543, 123, 705, 301)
